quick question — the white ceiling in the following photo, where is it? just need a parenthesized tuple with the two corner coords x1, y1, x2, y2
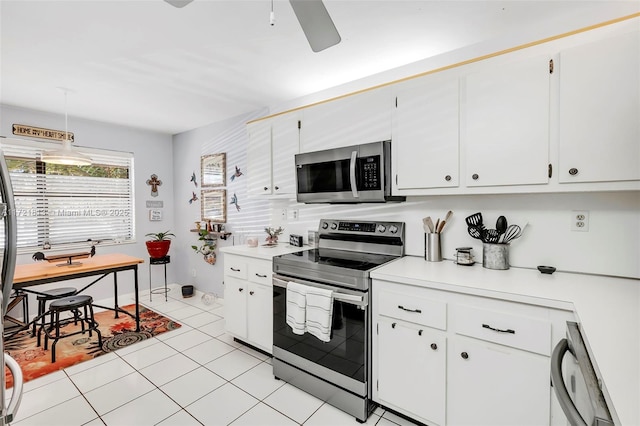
(1, 1, 639, 135)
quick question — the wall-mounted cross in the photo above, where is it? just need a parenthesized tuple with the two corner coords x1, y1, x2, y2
(146, 174, 162, 197)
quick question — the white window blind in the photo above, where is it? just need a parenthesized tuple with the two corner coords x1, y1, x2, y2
(0, 139, 134, 249)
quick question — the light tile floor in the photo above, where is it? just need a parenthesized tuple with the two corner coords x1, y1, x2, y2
(11, 284, 417, 426)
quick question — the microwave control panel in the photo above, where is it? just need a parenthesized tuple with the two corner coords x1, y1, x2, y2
(359, 156, 381, 189)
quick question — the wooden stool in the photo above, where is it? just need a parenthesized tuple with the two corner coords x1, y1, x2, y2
(29, 287, 78, 337)
(38, 295, 102, 363)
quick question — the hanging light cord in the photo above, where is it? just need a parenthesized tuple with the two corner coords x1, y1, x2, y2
(64, 89, 69, 142)
(270, 0, 275, 26)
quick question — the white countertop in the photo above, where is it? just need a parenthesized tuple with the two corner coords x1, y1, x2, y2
(370, 256, 640, 425)
(220, 243, 308, 260)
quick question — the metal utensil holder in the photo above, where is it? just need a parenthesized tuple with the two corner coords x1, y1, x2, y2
(482, 243, 509, 270)
(425, 233, 442, 262)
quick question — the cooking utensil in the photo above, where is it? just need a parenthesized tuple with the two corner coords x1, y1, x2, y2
(434, 218, 440, 233)
(501, 224, 522, 244)
(483, 229, 501, 243)
(437, 210, 453, 233)
(423, 216, 435, 233)
(465, 212, 484, 230)
(496, 216, 508, 235)
(467, 225, 483, 240)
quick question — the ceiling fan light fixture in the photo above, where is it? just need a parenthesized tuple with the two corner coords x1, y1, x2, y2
(289, 0, 341, 52)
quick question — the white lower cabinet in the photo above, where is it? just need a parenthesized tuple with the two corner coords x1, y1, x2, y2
(373, 279, 573, 426)
(223, 254, 273, 353)
(447, 336, 550, 426)
(376, 318, 446, 425)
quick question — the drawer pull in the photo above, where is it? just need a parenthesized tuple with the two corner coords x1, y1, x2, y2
(430, 343, 438, 351)
(482, 323, 515, 334)
(255, 273, 267, 278)
(230, 267, 241, 272)
(249, 291, 255, 295)
(398, 305, 422, 314)
(238, 288, 244, 292)
(418, 329, 423, 336)
(461, 352, 469, 360)
(391, 322, 397, 329)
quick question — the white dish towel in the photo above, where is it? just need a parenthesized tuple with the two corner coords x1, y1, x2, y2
(305, 285, 334, 343)
(286, 281, 307, 335)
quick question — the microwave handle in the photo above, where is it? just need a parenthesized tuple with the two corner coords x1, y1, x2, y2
(349, 150, 359, 198)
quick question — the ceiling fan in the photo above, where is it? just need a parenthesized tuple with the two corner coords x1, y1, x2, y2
(164, 0, 341, 52)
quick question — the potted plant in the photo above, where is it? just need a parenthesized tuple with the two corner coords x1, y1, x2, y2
(265, 226, 284, 244)
(191, 229, 217, 265)
(145, 230, 175, 259)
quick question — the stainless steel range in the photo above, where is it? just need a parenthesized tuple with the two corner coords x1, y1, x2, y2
(272, 219, 405, 422)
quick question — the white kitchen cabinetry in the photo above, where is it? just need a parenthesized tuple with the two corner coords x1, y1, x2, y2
(447, 336, 550, 426)
(223, 254, 273, 353)
(246, 111, 300, 197)
(462, 54, 551, 187)
(373, 278, 572, 426)
(392, 73, 460, 191)
(558, 30, 640, 183)
(300, 87, 392, 153)
(376, 318, 446, 426)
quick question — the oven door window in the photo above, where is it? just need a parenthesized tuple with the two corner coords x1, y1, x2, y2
(273, 285, 366, 383)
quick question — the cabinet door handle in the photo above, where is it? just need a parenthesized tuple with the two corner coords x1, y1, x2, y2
(461, 352, 469, 360)
(255, 273, 267, 278)
(249, 291, 255, 295)
(391, 322, 397, 329)
(430, 343, 438, 351)
(398, 305, 422, 314)
(418, 329, 423, 336)
(238, 288, 244, 292)
(230, 267, 241, 272)
(274, 186, 279, 191)
(482, 323, 515, 334)
(472, 173, 479, 180)
(263, 186, 269, 191)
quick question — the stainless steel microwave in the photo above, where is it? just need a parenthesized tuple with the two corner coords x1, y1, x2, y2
(295, 140, 405, 204)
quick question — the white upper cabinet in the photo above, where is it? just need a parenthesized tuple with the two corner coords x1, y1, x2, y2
(558, 30, 640, 183)
(271, 112, 301, 195)
(246, 111, 300, 197)
(393, 73, 460, 191)
(462, 54, 551, 187)
(300, 87, 393, 153)
(246, 119, 272, 197)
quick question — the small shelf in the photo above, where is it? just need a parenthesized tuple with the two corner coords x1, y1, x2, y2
(190, 229, 232, 241)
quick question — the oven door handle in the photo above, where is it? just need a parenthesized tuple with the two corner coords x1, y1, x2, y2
(273, 276, 365, 305)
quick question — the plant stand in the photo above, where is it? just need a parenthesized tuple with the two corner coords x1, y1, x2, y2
(149, 256, 170, 302)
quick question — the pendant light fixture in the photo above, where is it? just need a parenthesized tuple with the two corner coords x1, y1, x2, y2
(41, 88, 92, 166)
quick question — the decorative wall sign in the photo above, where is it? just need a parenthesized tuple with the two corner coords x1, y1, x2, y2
(146, 174, 162, 197)
(230, 192, 240, 211)
(201, 189, 226, 223)
(149, 209, 163, 221)
(201, 153, 226, 188)
(12, 124, 74, 142)
(230, 166, 243, 181)
(146, 200, 164, 208)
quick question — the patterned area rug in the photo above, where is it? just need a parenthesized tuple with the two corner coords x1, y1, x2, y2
(4, 304, 181, 387)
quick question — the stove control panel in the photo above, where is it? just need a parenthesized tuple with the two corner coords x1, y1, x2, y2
(319, 219, 405, 237)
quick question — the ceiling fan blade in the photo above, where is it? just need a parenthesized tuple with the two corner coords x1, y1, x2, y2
(164, 0, 194, 8)
(289, 0, 341, 52)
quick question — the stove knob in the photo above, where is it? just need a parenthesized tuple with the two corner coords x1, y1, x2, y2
(389, 225, 398, 234)
(376, 224, 386, 233)
(330, 222, 338, 230)
(321, 222, 329, 229)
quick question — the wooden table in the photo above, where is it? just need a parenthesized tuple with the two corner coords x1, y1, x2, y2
(12, 253, 144, 332)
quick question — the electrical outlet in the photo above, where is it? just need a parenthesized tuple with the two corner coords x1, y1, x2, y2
(289, 209, 299, 221)
(281, 208, 288, 221)
(571, 210, 589, 232)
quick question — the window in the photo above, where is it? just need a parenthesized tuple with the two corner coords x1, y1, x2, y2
(0, 139, 134, 249)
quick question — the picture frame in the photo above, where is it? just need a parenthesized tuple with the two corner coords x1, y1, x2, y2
(201, 153, 226, 188)
(201, 189, 227, 223)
